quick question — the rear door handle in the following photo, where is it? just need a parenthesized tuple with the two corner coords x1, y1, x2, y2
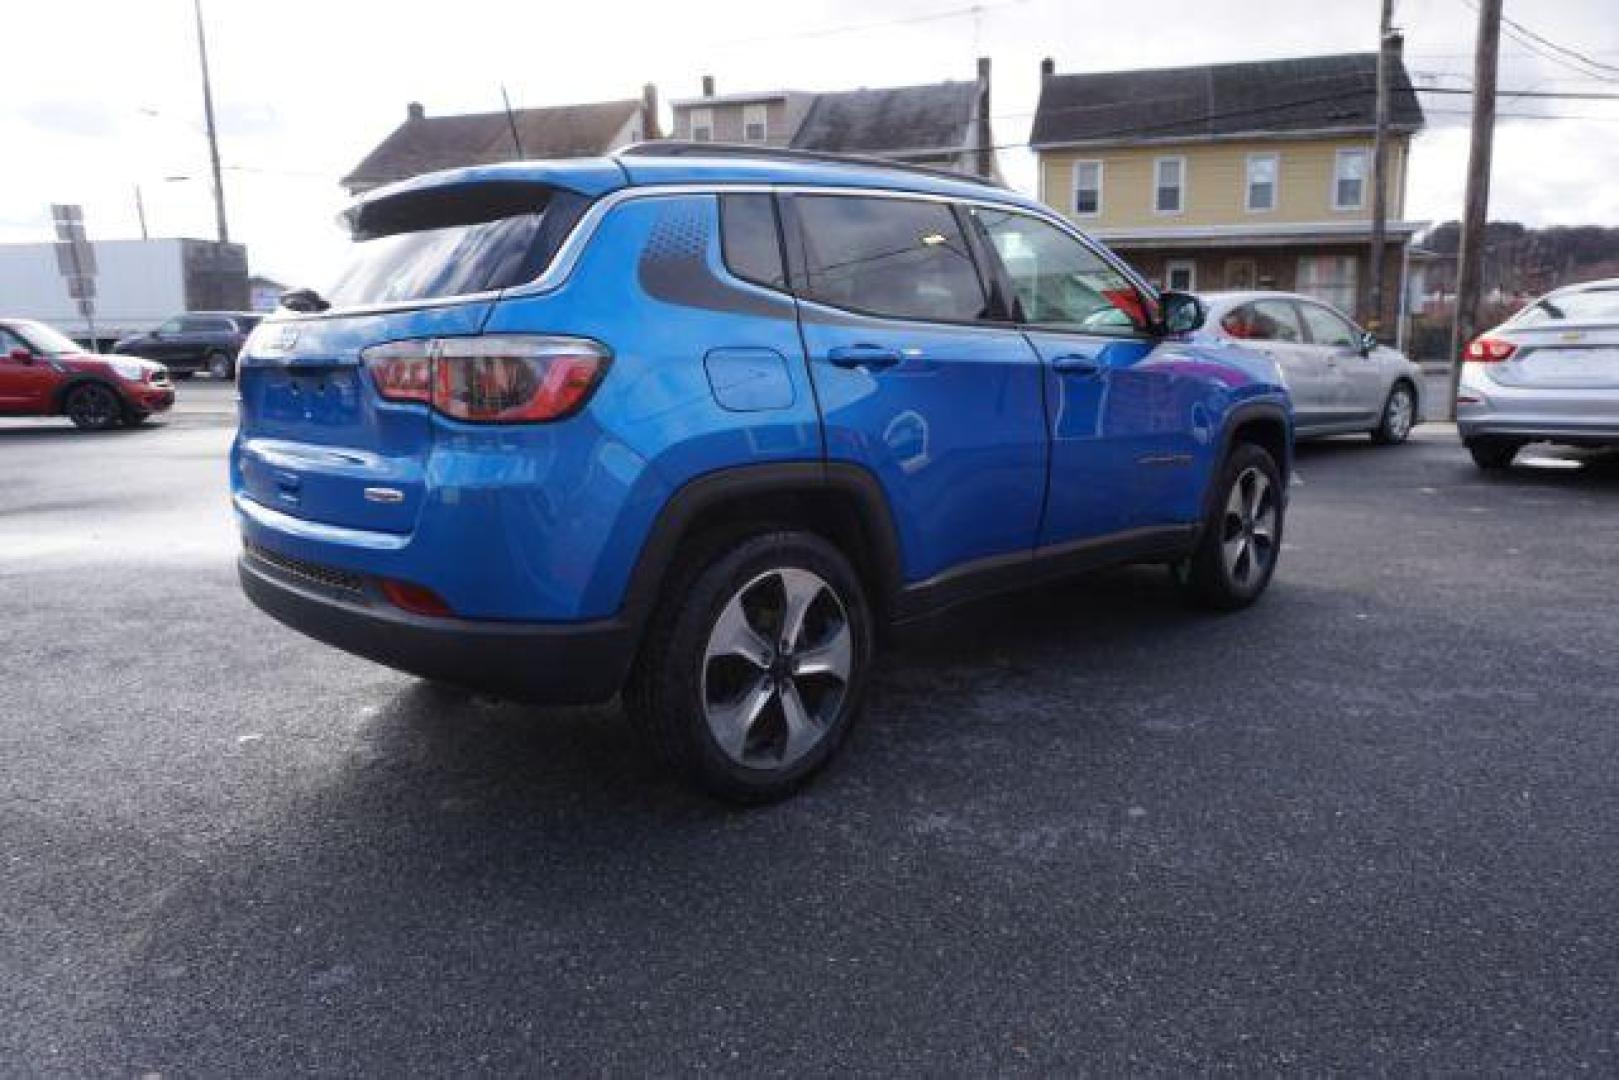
(1051, 353, 1102, 377)
(826, 344, 902, 370)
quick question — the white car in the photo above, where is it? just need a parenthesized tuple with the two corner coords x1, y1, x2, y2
(1457, 278, 1619, 470)
(1195, 291, 1424, 444)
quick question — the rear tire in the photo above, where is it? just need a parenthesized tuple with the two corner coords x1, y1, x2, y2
(1371, 381, 1416, 445)
(1468, 438, 1521, 470)
(207, 350, 234, 380)
(1172, 442, 1284, 611)
(626, 529, 874, 804)
(65, 383, 124, 431)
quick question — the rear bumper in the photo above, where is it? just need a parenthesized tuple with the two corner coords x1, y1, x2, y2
(1457, 362, 1619, 444)
(238, 552, 636, 704)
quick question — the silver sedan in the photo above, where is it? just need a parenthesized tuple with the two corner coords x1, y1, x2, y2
(1457, 278, 1619, 470)
(1194, 291, 1425, 444)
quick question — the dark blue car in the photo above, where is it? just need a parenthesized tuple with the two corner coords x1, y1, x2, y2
(233, 145, 1292, 802)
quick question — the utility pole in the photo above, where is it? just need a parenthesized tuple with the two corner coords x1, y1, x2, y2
(1448, 0, 1501, 417)
(1368, 0, 1395, 338)
(193, 0, 230, 244)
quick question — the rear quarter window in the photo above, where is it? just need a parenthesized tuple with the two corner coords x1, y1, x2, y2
(719, 194, 786, 290)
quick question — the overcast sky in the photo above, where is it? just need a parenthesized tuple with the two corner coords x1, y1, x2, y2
(5, 0, 1617, 287)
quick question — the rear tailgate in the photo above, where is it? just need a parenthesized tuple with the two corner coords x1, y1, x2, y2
(1490, 326, 1619, 391)
(234, 168, 615, 538)
(237, 304, 492, 534)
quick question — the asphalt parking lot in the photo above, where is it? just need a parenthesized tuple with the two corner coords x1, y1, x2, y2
(4, 378, 1617, 1074)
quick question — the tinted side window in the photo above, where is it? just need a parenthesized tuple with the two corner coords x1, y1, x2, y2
(0, 328, 27, 354)
(1223, 300, 1304, 343)
(1298, 302, 1358, 347)
(970, 206, 1150, 332)
(719, 194, 785, 290)
(796, 195, 986, 322)
(177, 317, 208, 333)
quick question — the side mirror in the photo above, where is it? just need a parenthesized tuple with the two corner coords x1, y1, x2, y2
(1359, 330, 1378, 357)
(1160, 290, 1206, 335)
(8, 347, 34, 364)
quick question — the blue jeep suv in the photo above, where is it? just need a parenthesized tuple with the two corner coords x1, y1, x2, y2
(234, 145, 1291, 802)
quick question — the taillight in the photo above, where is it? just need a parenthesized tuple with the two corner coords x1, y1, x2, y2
(362, 335, 610, 422)
(1465, 337, 1516, 363)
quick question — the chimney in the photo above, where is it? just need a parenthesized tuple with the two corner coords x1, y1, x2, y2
(701, 74, 715, 98)
(975, 56, 993, 179)
(406, 101, 425, 121)
(1040, 57, 1055, 81)
(641, 82, 662, 141)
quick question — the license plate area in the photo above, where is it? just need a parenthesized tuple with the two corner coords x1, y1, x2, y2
(260, 366, 363, 426)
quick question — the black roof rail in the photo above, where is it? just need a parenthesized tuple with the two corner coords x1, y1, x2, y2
(616, 141, 1006, 190)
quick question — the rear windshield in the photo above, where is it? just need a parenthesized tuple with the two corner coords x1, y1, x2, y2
(1512, 287, 1619, 327)
(323, 183, 588, 309)
(325, 214, 546, 308)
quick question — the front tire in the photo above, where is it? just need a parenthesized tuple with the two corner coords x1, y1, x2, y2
(1172, 442, 1284, 611)
(207, 350, 234, 380)
(627, 530, 874, 804)
(65, 383, 124, 431)
(1371, 381, 1416, 445)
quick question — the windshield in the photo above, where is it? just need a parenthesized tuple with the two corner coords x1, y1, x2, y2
(13, 320, 84, 355)
(324, 213, 547, 308)
(1513, 287, 1619, 327)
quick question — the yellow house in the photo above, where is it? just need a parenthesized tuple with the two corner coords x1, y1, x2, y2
(1031, 51, 1426, 335)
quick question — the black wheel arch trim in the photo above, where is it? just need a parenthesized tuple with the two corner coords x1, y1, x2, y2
(1201, 398, 1293, 526)
(50, 375, 129, 415)
(617, 461, 906, 636)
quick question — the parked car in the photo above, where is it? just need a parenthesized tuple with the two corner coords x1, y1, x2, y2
(1, 317, 173, 429)
(1458, 278, 1619, 469)
(233, 146, 1292, 802)
(113, 311, 261, 380)
(1196, 291, 1423, 444)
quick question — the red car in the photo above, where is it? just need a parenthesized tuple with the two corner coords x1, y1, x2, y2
(0, 318, 174, 430)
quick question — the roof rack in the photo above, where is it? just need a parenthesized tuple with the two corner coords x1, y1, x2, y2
(617, 141, 1005, 190)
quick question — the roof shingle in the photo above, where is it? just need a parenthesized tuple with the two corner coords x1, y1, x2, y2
(1031, 53, 1424, 148)
(790, 81, 979, 158)
(342, 100, 641, 191)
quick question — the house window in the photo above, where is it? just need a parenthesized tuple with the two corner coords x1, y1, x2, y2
(742, 104, 767, 142)
(690, 108, 714, 142)
(1297, 254, 1359, 313)
(1154, 157, 1185, 214)
(1165, 259, 1196, 292)
(1334, 148, 1368, 210)
(1071, 160, 1102, 217)
(1224, 258, 1257, 290)
(1246, 153, 1278, 212)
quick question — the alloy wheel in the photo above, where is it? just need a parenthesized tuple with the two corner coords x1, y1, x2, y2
(69, 384, 119, 429)
(1386, 387, 1414, 441)
(1220, 467, 1277, 589)
(701, 567, 853, 768)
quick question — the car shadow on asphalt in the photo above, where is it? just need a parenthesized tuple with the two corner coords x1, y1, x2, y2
(101, 567, 1285, 1067)
(0, 424, 154, 442)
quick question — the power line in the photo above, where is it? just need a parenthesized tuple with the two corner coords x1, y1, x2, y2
(1460, 0, 1619, 84)
(1496, 8, 1619, 77)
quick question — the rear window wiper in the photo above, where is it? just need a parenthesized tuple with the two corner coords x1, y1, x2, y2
(280, 287, 331, 313)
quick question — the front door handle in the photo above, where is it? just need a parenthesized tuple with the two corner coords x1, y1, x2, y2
(827, 344, 902, 370)
(1051, 353, 1102, 377)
